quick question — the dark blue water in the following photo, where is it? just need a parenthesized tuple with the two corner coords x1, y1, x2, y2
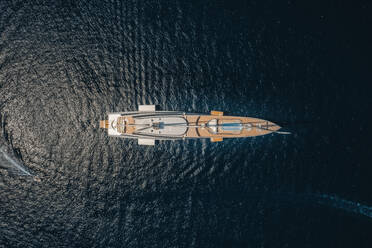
(1, 0, 371, 247)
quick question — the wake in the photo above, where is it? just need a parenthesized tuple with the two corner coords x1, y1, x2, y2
(309, 193, 372, 219)
(0, 146, 32, 176)
(274, 192, 372, 220)
(0, 112, 34, 178)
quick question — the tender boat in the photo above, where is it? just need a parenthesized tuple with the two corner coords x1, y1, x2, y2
(99, 105, 287, 145)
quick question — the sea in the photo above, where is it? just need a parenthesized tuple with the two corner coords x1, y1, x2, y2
(0, 0, 371, 247)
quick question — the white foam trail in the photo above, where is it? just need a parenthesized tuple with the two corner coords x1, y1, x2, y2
(0, 147, 32, 176)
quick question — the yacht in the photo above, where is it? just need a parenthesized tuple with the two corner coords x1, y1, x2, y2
(100, 105, 287, 145)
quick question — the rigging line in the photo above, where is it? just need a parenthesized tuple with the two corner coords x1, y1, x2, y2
(248, 124, 291, 135)
(122, 117, 290, 135)
(131, 123, 290, 135)
(128, 122, 280, 129)
(129, 132, 183, 139)
(135, 125, 153, 132)
(126, 122, 276, 127)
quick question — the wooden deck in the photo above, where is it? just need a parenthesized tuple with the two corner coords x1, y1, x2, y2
(185, 115, 280, 138)
(117, 116, 136, 134)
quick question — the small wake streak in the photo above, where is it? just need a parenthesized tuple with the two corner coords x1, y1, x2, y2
(118, 188, 372, 220)
(272, 192, 372, 220)
(308, 193, 372, 219)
